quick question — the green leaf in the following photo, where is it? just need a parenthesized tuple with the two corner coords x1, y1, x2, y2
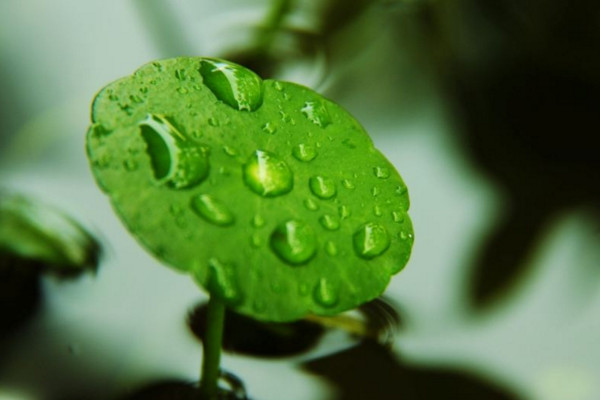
(0, 193, 100, 277)
(87, 57, 413, 322)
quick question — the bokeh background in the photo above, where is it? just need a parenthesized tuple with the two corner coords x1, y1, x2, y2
(1, 1, 599, 399)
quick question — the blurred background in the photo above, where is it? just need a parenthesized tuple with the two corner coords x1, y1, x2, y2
(1, 0, 599, 399)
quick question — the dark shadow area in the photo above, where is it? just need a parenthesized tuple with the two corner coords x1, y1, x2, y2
(405, 0, 600, 309)
(303, 340, 523, 400)
(188, 301, 326, 358)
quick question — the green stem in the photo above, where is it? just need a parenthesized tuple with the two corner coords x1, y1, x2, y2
(254, 0, 294, 53)
(199, 295, 226, 400)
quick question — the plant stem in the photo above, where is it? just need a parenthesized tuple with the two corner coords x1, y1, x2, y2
(199, 295, 226, 400)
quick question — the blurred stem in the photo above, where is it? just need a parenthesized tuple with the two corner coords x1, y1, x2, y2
(254, 0, 294, 54)
(199, 295, 226, 400)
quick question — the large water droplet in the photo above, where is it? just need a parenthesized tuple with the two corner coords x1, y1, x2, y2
(206, 258, 242, 303)
(243, 150, 293, 197)
(313, 278, 339, 307)
(319, 214, 340, 231)
(301, 101, 332, 128)
(199, 58, 263, 111)
(190, 194, 235, 226)
(139, 114, 209, 189)
(309, 176, 337, 199)
(292, 143, 317, 162)
(353, 223, 391, 259)
(269, 220, 317, 265)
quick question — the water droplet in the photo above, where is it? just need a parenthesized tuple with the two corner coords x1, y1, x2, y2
(269, 220, 317, 265)
(279, 110, 295, 125)
(129, 94, 144, 104)
(251, 214, 265, 228)
(243, 150, 293, 197)
(139, 114, 210, 189)
(176, 87, 189, 94)
(301, 101, 332, 128)
(373, 166, 390, 179)
(313, 278, 339, 307)
(399, 231, 413, 240)
(140, 87, 149, 94)
(152, 62, 163, 72)
(371, 186, 380, 196)
(250, 233, 262, 247)
(304, 198, 319, 211)
(309, 176, 337, 199)
(319, 214, 340, 231)
(338, 205, 351, 219)
(190, 194, 235, 226)
(342, 179, 355, 190)
(199, 58, 263, 111)
(175, 68, 187, 81)
(392, 211, 405, 223)
(123, 159, 138, 171)
(262, 122, 277, 134)
(325, 241, 338, 256)
(208, 117, 219, 127)
(395, 185, 407, 196)
(206, 258, 242, 303)
(273, 81, 283, 91)
(223, 146, 237, 156)
(373, 205, 383, 217)
(353, 223, 391, 259)
(292, 144, 317, 162)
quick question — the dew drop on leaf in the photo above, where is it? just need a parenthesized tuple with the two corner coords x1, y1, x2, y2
(342, 179, 355, 190)
(199, 58, 263, 111)
(319, 214, 340, 231)
(262, 122, 276, 134)
(292, 143, 317, 162)
(392, 211, 405, 223)
(353, 222, 391, 259)
(190, 194, 235, 226)
(325, 241, 338, 256)
(313, 278, 339, 307)
(251, 214, 265, 228)
(206, 258, 242, 303)
(123, 159, 138, 171)
(304, 198, 319, 211)
(338, 205, 351, 219)
(139, 114, 209, 189)
(301, 101, 331, 128)
(373, 166, 390, 179)
(269, 220, 317, 265)
(243, 150, 293, 197)
(309, 176, 337, 199)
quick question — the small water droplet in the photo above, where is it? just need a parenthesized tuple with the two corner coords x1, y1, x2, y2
(371, 186, 380, 196)
(309, 176, 337, 199)
(292, 144, 317, 162)
(319, 214, 340, 231)
(374, 166, 390, 179)
(140, 86, 148, 94)
(395, 185, 407, 196)
(353, 223, 391, 259)
(338, 205, 351, 219)
(399, 231, 413, 240)
(175, 68, 187, 81)
(119, 103, 134, 116)
(301, 101, 332, 128)
(208, 117, 219, 127)
(279, 110, 295, 125)
(190, 194, 235, 226)
(313, 278, 339, 307)
(269, 220, 317, 265)
(304, 198, 319, 211)
(199, 58, 263, 111)
(251, 214, 265, 228)
(129, 94, 144, 104)
(325, 241, 338, 256)
(176, 87, 189, 94)
(250, 233, 262, 247)
(273, 81, 283, 91)
(123, 159, 138, 171)
(139, 114, 210, 189)
(262, 122, 277, 134)
(223, 146, 237, 156)
(152, 62, 163, 72)
(373, 205, 383, 217)
(206, 258, 242, 303)
(243, 150, 293, 197)
(392, 211, 405, 223)
(342, 179, 355, 190)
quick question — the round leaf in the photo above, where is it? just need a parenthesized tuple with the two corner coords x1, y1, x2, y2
(87, 57, 413, 322)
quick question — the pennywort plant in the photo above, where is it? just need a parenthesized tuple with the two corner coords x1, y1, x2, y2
(86, 57, 413, 399)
